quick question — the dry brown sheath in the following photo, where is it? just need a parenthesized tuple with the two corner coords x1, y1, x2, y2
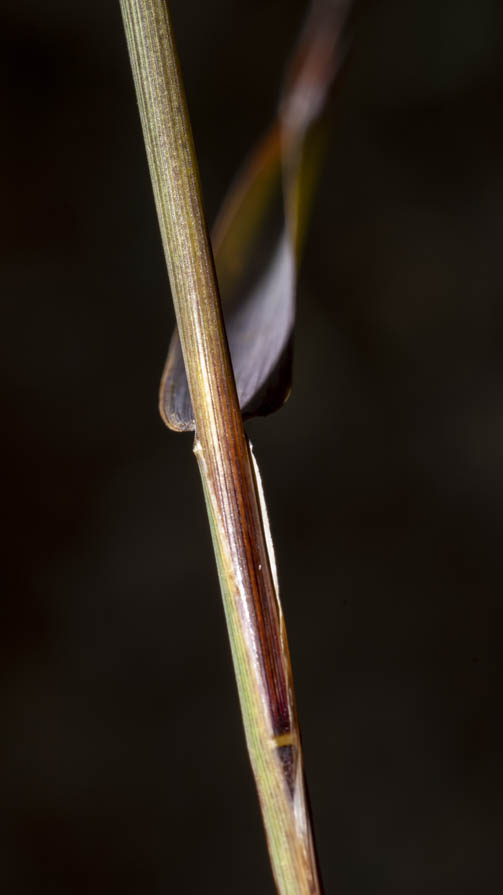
(120, 2, 323, 892)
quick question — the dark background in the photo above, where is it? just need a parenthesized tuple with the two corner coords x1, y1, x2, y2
(1, 1, 502, 892)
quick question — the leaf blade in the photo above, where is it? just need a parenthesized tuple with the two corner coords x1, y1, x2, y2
(160, 0, 350, 431)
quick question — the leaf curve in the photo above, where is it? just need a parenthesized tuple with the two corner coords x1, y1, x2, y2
(160, 0, 351, 432)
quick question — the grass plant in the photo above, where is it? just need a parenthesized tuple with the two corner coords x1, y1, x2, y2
(120, 1, 350, 891)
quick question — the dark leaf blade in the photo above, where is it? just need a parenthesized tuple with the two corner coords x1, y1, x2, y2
(159, 123, 285, 431)
(160, 1, 351, 432)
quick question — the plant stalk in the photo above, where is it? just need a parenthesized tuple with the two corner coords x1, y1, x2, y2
(120, 2, 322, 892)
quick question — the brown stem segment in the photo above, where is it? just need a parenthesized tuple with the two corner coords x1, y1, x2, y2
(120, 2, 322, 892)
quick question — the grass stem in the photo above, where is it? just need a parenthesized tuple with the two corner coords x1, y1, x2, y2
(120, 3, 322, 892)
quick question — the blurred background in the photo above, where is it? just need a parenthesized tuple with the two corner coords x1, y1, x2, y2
(1, 1, 502, 892)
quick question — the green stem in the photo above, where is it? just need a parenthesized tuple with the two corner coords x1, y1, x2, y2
(120, 3, 322, 892)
